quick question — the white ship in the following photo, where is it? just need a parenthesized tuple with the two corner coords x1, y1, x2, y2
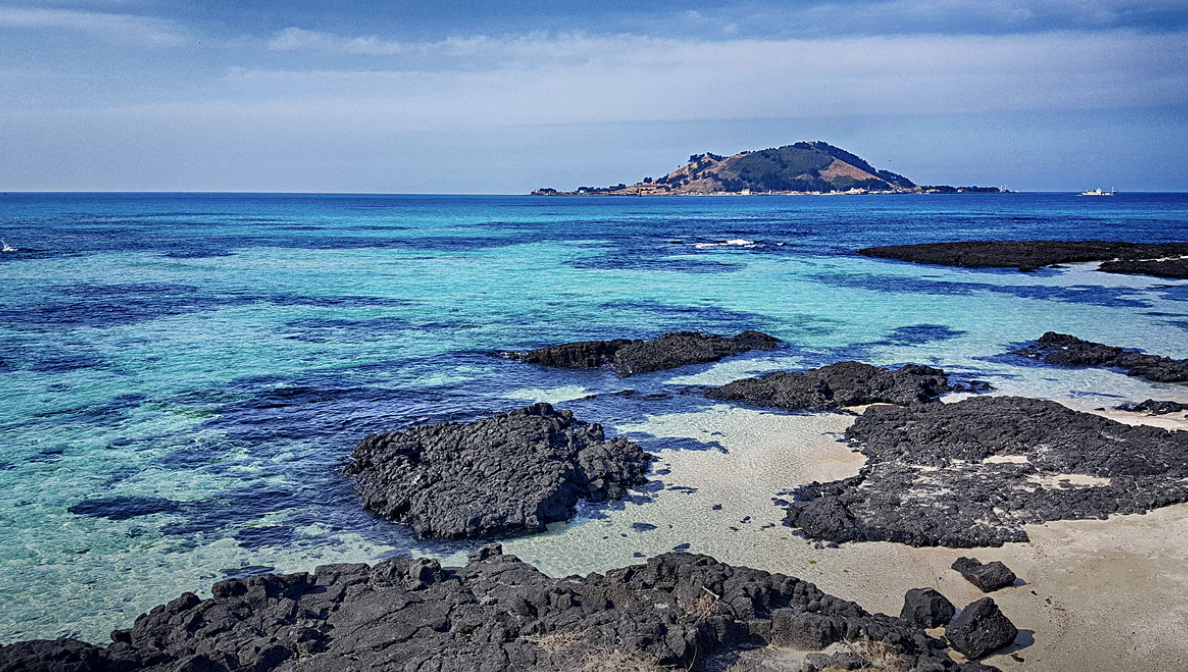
(1080, 187, 1115, 196)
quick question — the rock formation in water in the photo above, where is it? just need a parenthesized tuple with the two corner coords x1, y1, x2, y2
(1115, 399, 1188, 415)
(858, 240, 1188, 278)
(513, 330, 780, 377)
(346, 403, 651, 539)
(1017, 332, 1188, 383)
(707, 361, 953, 411)
(783, 396, 1188, 547)
(0, 548, 1011, 672)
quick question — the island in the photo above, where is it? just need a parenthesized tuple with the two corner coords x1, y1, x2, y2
(532, 141, 1009, 196)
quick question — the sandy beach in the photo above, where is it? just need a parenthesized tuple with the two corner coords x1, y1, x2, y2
(497, 401, 1188, 671)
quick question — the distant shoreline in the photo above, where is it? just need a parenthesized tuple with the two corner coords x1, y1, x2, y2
(531, 187, 1013, 196)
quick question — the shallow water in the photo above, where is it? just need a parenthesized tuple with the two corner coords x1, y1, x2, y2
(2, 191, 1188, 643)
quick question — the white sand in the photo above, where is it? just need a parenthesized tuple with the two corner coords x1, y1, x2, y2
(502, 403, 1188, 671)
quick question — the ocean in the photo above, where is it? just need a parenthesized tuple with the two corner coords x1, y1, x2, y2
(2, 191, 1188, 644)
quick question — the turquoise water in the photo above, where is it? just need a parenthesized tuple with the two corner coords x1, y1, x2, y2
(2, 192, 1188, 643)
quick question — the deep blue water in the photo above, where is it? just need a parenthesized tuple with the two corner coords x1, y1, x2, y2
(2, 191, 1188, 643)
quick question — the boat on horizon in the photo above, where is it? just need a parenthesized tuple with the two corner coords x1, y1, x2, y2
(1080, 187, 1116, 196)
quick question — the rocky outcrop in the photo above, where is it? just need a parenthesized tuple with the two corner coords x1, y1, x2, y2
(707, 361, 952, 411)
(514, 339, 633, 369)
(1017, 332, 1188, 383)
(945, 598, 1019, 659)
(900, 588, 957, 628)
(345, 403, 651, 539)
(1116, 399, 1188, 415)
(951, 558, 1017, 593)
(1098, 257, 1188, 279)
(514, 330, 780, 377)
(784, 396, 1188, 547)
(858, 240, 1188, 277)
(0, 549, 1000, 672)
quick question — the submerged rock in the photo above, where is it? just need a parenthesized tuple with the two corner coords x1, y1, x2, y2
(0, 549, 987, 672)
(945, 598, 1019, 659)
(858, 240, 1188, 278)
(783, 396, 1188, 547)
(707, 361, 952, 411)
(345, 403, 651, 539)
(513, 330, 780, 377)
(1017, 332, 1188, 383)
(951, 558, 1017, 593)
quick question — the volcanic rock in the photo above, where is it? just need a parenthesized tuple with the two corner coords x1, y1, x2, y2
(1017, 332, 1188, 383)
(1116, 399, 1188, 415)
(1099, 257, 1188, 279)
(783, 396, 1188, 547)
(515, 338, 632, 369)
(901, 588, 957, 628)
(951, 558, 1017, 593)
(858, 240, 1188, 278)
(707, 361, 952, 411)
(514, 330, 780, 377)
(945, 598, 1019, 659)
(345, 403, 651, 539)
(0, 549, 977, 672)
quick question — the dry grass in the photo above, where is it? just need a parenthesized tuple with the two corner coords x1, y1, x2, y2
(520, 629, 586, 653)
(579, 649, 666, 671)
(817, 636, 908, 672)
(679, 586, 721, 624)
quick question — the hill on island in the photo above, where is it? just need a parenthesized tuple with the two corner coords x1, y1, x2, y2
(533, 141, 1002, 196)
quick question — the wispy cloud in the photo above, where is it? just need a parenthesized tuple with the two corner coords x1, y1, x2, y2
(626, 0, 1188, 38)
(242, 28, 1188, 128)
(0, 6, 186, 46)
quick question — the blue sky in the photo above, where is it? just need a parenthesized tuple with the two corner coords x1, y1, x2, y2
(1, 0, 1186, 192)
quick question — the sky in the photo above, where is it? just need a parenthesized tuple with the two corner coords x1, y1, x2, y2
(1, 0, 1186, 193)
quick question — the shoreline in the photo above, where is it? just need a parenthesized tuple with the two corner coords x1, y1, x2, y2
(8, 401, 1188, 670)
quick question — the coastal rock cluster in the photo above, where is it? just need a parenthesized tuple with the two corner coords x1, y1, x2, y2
(858, 240, 1188, 278)
(707, 361, 953, 411)
(784, 396, 1188, 547)
(512, 330, 780, 377)
(1017, 332, 1188, 383)
(345, 403, 651, 539)
(0, 548, 1006, 672)
(1116, 399, 1188, 415)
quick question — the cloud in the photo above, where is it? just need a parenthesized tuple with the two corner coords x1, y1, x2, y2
(0, 6, 186, 46)
(622, 0, 1188, 39)
(237, 28, 1188, 127)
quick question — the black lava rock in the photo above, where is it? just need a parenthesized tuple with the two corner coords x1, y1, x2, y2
(345, 403, 651, 539)
(513, 330, 780, 377)
(707, 361, 953, 411)
(951, 558, 1017, 593)
(858, 240, 1188, 278)
(1017, 332, 1188, 383)
(901, 588, 957, 628)
(515, 338, 633, 369)
(1116, 399, 1188, 415)
(783, 396, 1188, 547)
(0, 550, 975, 672)
(945, 598, 1019, 659)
